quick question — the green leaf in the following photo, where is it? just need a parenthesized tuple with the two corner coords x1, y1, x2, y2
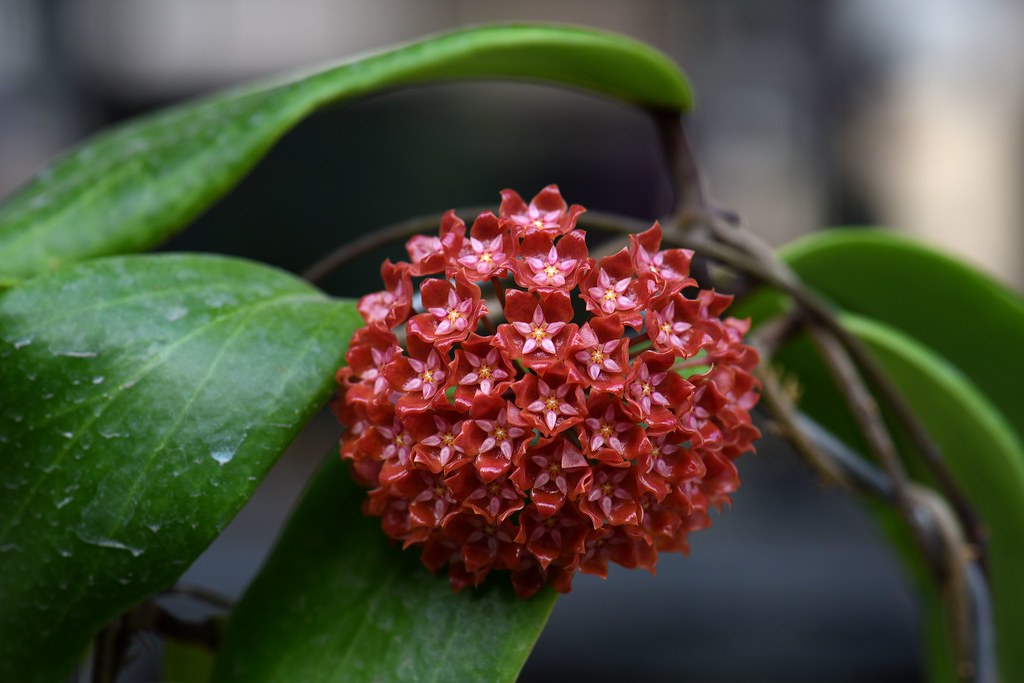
(164, 639, 216, 683)
(212, 455, 557, 683)
(778, 228, 1024, 444)
(768, 314, 1024, 682)
(0, 255, 361, 683)
(0, 24, 691, 280)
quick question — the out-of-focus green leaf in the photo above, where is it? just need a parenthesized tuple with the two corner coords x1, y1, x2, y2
(212, 456, 557, 683)
(778, 228, 1024, 443)
(164, 639, 216, 683)
(0, 24, 691, 280)
(0, 255, 361, 682)
(766, 314, 1024, 683)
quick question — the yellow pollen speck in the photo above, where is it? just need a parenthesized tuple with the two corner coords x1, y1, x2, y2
(441, 432, 456, 445)
(487, 482, 501, 495)
(478, 365, 492, 378)
(434, 485, 445, 496)
(602, 287, 617, 301)
(421, 369, 434, 384)
(447, 308, 462, 323)
(544, 264, 559, 279)
(548, 463, 561, 474)
(642, 382, 652, 396)
(393, 435, 406, 446)
(494, 427, 507, 440)
(532, 219, 545, 229)
(600, 423, 614, 438)
(602, 483, 613, 494)
(480, 252, 493, 263)
(590, 350, 604, 363)
(544, 396, 559, 411)
(660, 323, 672, 334)
(530, 325, 548, 341)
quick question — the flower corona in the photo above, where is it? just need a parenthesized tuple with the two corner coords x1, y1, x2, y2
(335, 186, 760, 598)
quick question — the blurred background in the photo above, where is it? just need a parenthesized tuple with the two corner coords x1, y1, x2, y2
(3, 1, 1022, 681)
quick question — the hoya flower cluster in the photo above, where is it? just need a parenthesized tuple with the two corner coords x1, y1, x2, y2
(335, 186, 760, 598)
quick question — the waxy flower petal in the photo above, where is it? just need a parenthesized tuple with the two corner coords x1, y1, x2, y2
(499, 184, 585, 237)
(357, 260, 412, 328)
(629, 222, 697, 298)
(449, 211, 514, 281)
(512, 231, 589, 293)
(579, 249, 649, 329)
(406, 277, 487, 348)
(495, 290, 576, 371)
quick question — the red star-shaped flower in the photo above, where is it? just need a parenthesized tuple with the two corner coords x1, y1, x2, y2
(499, 184, 585, 237)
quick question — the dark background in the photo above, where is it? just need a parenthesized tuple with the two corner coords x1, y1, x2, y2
(3, 2, 1022, 681)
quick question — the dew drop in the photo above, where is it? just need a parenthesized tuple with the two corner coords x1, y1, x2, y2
(211, 449, 235, 466)
(165, 306, 188, 322)
(59, 350, 97, 359)
(76, 533, 145, 557)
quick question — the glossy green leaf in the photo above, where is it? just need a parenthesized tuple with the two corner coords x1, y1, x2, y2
(0, 255, 361, 683)
(767, 314, 1024, 683)
(778, 228, 1024, 443)
(0, 24, 691, 280)
(212, 455, 557, 683)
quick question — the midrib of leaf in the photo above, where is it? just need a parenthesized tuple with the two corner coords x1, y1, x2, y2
(325, 562, 404, 679)
(101, 302, 258, 530)
(106, 301, 339, 534)
(19, 292, 332, 429)
(21, 282, 265, 337)
(427, 598, 463, 683)
(0, 291, 323, 547)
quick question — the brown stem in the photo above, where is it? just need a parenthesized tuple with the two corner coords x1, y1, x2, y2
(806, 325, 936, 563)
(90, 616, 128, 683)
(301, 206, 495, 284)
(757, 362, 858, 491)
(650, 111, 989, 677)
(148, 608, 222, 651)
(793, 409, 994, 682)
(679, 217, 987, 571)
(651, 110, 706, 214)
